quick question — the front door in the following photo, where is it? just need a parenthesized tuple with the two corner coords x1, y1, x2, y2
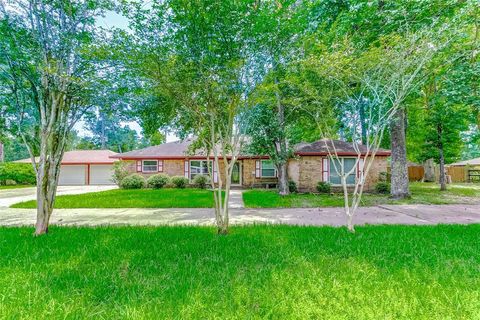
(231, 162, 241, 186)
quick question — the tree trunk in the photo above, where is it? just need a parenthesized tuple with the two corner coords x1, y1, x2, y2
(438, 125, 447, 191)
(277, 162, 289, 195)
(274, 74, 289, 196)
(390, 108, 410, 199)
(346, 214, 355, 233)
(34, 156, 62, 236)
(359, 102, 367, 145)
(423, 158, 436, 182)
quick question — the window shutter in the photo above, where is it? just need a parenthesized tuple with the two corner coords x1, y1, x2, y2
(255, 160, 261, 178)
(158, 160, 163, 172)
(322, 158, 329, 182)
(137, 161, 142, 172)
(184, 160, 189, 179)
(213, 162, 218, 183)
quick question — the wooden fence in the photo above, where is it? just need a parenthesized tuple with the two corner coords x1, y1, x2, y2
(387, 166, 425, 182)
(408, 166, 425, 181)
(447, 166, 467, 183)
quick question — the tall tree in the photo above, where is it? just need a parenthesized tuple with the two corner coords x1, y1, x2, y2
(0, 0, 111, 235)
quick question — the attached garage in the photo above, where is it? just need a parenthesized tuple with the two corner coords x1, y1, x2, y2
(59, 165, 87, 185)
(89, 164, 114, 185)
(17, 150, 118, 186)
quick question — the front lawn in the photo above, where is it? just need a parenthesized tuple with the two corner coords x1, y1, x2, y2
(0, 185, 34, 190)
(243, 182, 480, 208)
(0, 225, 479, 318)
(11, 188, 215, 208)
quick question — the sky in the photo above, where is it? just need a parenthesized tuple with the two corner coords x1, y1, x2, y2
(75, 8, 178, 143)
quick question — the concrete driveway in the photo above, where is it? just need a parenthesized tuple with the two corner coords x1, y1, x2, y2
(1, 203, 480, 227)
(0, 185, 118, 208)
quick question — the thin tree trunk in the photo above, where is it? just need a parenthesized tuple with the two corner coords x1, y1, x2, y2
(438, 125, 447, 191)
(359, 102, 367, 145)
(390, 108, 410, 199)
(274, 74, 289, 196)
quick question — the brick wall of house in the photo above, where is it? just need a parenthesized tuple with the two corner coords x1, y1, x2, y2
(124, 159, 184, 178)
(121, 156, 388, 191)
(364, 156, 388, 189)
(164, 159, 184, 177)
(296, 156, 324, 192)
(294, 155, 388, 192)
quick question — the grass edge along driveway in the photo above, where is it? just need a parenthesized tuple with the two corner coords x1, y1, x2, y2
(0, 224, 479, 319)
(11, 188, 216, 208)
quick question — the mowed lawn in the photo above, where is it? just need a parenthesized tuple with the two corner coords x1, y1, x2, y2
(0, 185, 34, 190)
(243, 182, 480, 208)
(0, 225, 479, 319)
(11, 188, 215, 208)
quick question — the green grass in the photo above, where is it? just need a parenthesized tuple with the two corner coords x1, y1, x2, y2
(11, 188, 216, 208)
(0, 184, 34, 190)
(0, 225, 479, 319)
(244, 182, 480, 208)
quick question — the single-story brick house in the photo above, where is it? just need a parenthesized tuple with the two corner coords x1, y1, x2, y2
(17, 150, 118, 185)
(112, 138, 390, 192)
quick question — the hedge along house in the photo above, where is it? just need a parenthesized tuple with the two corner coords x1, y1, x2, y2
(112, 138, 390, 192)
(17, 150, 118, 185)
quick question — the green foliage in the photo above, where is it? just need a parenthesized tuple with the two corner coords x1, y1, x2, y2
(147, 174, 170, 189)
(0, 163, 36, 185)
(288, 180, 297, 193)
(171, 176, 188, 189)
(375, 182, 391, 194)
(120, 174, 145, 190)
(112, 161, 130, 186)
(192, 175, 209, 189)
(316, 181, 331, 194)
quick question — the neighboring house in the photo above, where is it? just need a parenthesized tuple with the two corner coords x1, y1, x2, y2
(447, 157, 480, 182)
(448, 157, 480, 168)
(112, 138, 390, 191)
(17, 150, 118, 185)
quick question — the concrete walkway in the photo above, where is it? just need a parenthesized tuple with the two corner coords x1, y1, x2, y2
(1, 204, 480, 227)
(228, 189, 245, 208)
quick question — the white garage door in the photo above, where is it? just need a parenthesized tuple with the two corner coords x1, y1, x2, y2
(59, 165, 87, 185)
(89, 165, 114, 185)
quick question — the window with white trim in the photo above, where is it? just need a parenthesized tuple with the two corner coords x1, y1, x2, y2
(261, 160, 276, 177)
(142, 160, 158, 173)
(329, 158, 356, 185)
(190, 160, 211, 180)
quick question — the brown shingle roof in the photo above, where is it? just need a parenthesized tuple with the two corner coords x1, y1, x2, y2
(294, 139, 391, 156)
(112, 138, 207, 159)
(16, 150, 118, 164)
(448, 157, 480, 166)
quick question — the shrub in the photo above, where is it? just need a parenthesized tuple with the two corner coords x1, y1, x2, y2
(0, 163, 36, 185)
(192, 175, 209, 189)
(147, 174, 170, 189)
(316, 181, 331, 194)
(288, 180, 297, 193)
(120, 174, 145, 189)
(171, 176, 189, 189)
(375, 181, 391, 194)
(112, 161, 131, 186)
